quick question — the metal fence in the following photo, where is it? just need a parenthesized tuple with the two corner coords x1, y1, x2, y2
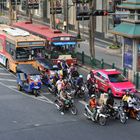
(76, 51, 140, 89)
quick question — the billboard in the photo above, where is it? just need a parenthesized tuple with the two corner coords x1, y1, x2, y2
(123, 38, 133, 69)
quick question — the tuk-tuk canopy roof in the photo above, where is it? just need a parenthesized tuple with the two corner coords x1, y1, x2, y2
(17, 64, 41, 75)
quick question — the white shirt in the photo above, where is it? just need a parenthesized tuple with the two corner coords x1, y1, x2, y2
(56, 80, 64, 91)
(87, 74, 91, 81)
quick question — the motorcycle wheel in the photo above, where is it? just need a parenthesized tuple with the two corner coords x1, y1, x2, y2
(70, 106, 77, 115)
(99, 116, 107, 126)
(78, 92, 85, 98)
(119, 113, 127, 124)
(33, 90, 38, 97)
(136, 112, 140, 121)
(84, 109, 91, 119)
(55, 100, 62, 111)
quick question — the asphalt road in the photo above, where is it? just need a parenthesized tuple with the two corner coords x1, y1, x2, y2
(0, 65, 140, 140)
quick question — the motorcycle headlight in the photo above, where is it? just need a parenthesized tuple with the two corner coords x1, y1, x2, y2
(81, 86, 85, 90)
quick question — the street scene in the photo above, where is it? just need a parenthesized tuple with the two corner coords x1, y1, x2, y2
(0, 0, 140, 140)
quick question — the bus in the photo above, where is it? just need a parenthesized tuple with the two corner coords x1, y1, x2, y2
(0, 24, 46, 73)
(13, 22, 77, 65)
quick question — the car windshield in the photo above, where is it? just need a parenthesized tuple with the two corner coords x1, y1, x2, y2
(108, 73, 128, 83)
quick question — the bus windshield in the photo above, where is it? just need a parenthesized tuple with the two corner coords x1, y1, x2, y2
(49, 45, 76, 59)
(16, 47, 45, 61)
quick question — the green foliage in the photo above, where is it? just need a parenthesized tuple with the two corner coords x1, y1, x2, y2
(109, 45, 120, 49)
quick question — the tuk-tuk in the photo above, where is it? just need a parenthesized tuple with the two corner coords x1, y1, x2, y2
(16, 64, 42, 96)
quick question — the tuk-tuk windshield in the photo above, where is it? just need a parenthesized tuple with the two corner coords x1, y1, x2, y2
(30, 75, 41, 82)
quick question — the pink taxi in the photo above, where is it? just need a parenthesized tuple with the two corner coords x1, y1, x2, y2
(92, 69, 136, 97)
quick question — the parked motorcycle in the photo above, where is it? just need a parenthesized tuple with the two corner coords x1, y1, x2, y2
(55, 92, 78, 115)
(84, 104, 107, 126)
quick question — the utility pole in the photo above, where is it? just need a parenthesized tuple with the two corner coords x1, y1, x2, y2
(89, 0, 96, 59)
(9, 0, 13, 25)
(66, 0, 68, 33)
(64, 0, 68, 33)
(50, 0, 56, 29)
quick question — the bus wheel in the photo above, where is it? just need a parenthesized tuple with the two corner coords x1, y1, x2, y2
(6, 60, 10, 71)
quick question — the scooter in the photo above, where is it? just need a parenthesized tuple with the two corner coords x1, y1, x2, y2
(84, 104, 107, 126)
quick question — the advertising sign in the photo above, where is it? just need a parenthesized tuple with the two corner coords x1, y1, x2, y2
(123, 38, 133, 69)
(137, 44, 140, 71)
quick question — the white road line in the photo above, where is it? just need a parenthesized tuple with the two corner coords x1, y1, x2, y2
(0, 78, 16, 82)
(7, 85, 17, 88)
(79, 100, 87, 106)
(0, 73, 11, 75)
(0, 81, 54, 104)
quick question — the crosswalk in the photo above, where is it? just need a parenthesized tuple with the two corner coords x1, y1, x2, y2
(0, 65, 87, 106)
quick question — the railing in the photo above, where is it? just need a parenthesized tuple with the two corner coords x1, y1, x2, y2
(76, 51, 140, 89)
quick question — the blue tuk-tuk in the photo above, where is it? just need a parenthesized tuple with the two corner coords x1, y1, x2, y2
(16, 64, 42, 96)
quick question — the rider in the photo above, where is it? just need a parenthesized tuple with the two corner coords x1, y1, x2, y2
(57, 60, 62, 70)
(106, 93, 114, 116)
(87, 71, 96, 96)
(89, 94, 97, 120)
(59, 88, 69, 115)
(122, 91, 131, 111)
(56, 76, 65, 95)
(75, 74, 84, 96)
(68, 63, 77, 78)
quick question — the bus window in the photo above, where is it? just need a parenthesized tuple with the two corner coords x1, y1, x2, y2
(16, 48, 30, 60)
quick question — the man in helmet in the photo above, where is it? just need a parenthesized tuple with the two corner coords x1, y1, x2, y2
(122, 91, 136, 116)
(106, 93, 114, 116)
(56, 76, 64, 95)
(89, 94, 97, 120)
(57, 60, 62, 70)
(74, 74, 84, 96)
(122, 91, 131, 111)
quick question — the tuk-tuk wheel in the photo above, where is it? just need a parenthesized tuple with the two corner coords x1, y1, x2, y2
(17, 84, 22, 91)
(33, 90, 38, 97)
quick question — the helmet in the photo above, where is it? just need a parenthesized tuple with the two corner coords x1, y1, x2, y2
(125, 90, 130, 95)
(90, 94, 95, 98)
(57, 60, 61, 63)
(79, 74, 83, 78)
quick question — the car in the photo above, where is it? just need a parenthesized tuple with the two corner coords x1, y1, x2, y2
(91, 69, 136, 97)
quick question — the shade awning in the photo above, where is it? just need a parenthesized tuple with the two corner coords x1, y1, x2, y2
(110, 22, 140, 38)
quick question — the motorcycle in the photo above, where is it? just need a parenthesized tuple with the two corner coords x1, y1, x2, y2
(87, 83, 100, 98)
(124, 102, 140, 121)
(102, 104, 127, 124)
(74, 84, 87, 100)
(84, 104, 107, 126)
(55, 92, 78, 115)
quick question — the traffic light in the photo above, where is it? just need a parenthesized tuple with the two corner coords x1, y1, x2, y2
(75, 0, 90, 3)
(76, 3, 90, 20)
(92, 10, 109, 16)
(11, 0, 21, 5)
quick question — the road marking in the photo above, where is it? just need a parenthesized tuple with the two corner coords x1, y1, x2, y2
(0, 81, 54, 105)
(0, 73, 11, 75)
(7, 85, 17, 88)
(37, 95, 54, 104)
(79, 100, 87, 106)
(0, 78, 16, 82)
